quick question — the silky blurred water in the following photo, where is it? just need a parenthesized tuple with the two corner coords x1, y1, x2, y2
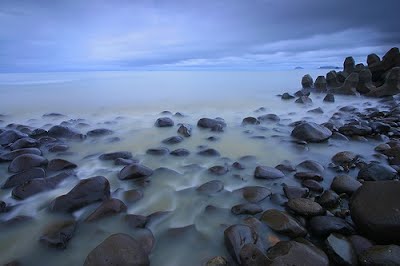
(0, 70, 385, 265)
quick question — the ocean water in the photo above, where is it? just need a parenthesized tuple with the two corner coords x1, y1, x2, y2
(0, 71, 385, 265)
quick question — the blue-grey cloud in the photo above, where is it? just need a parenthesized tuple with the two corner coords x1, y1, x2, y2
(0, 0, 399, 71)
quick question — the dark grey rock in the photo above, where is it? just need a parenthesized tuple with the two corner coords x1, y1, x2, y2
(291, 122, 332, 142)
(260, 209, 307, 238)
(8, 154, 48, 173)
(119, 164, 153, 180)
(155, 117, 174, 127)
(254, 166, 285, 180)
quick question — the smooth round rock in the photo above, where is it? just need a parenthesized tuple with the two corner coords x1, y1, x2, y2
(118, 164, 153, 180)
(254, 166, 285, 180)
(8, 154, 48, 173)
(359, 245, 400, 265)
(291, 122, 332, 143)
(47, 159, 77, 171)
(331, 175, 362, 195)
(260, 209, 307, 238)
(85, 198, 127, 222)
(39, 220, 76, 249)
(309, 216, 354, 237)
(287, 198, 325, 217)
(357, 162, 398, 181)
(155, 117, 174, 127)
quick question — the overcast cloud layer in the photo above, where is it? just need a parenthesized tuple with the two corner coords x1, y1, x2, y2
(0, 0, 399, 72)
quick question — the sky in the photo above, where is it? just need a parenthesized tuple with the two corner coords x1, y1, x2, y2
(0, 0, 399, 72)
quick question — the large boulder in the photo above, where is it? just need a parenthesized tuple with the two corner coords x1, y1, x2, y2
(8, 154, 48, 173)
(350, 181, 400, 244)
(314, 76, 327, 92)
(48, 125, 84, 139)
(39, 220, 76, 249)
(367, 67, 400, 97)
(369, 47, 400, 82)
(84, 233, 150, 266)
(301, 74, 314, 88)
(50, 176, 110, 212)
(367, 53, 380, 67)
(357, 69, 376, 94)
(329, 72, 359, 95)
(357, 162, 397, 181)
(344, 56, 355, 74)
(291, 122, 332, 142)
(326, 71, 341, 88)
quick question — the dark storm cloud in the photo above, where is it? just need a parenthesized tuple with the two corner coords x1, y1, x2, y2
(0, 0, 399, 71)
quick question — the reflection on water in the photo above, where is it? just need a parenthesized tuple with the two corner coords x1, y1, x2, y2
(0, 71, 385, 265)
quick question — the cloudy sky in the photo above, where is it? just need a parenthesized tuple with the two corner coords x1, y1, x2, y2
(0, 0, 399, 72)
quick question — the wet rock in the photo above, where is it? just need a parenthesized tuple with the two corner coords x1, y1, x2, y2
(325, 233, 357, 265)
(12, 179, 54, 200)
(48, 144, 69, 153)
(47, 159, 77, 171)
(301, 74, 314, 88)
(309, 216, 354, 237)
(326, 71, 341, 88)
(9, 137, 39, 150)
(260, 209, 307, 238)
(0, 148, 42, 162)
(258, 114, 280, 122)
(283, 186, 309, 200)
(232, 161, 245, 170)
(351, 180, 400, 244)
(275, 160, 296, 172)
(357, 162, 397, 181)
(123, 189, 143, 203)
(48, 125, 84, 139)
(197, 180, 224, 195)
(331, 151, 358, 167)
(84, 233, 150, 266)
(301, 179, 323, 193)
(344, 56, 355, 73)
(295, 89, 310, 97)
(308, 107, 323, 114)
(357, 69, 376, 94)
(236, 186, 271, 203)
(294, 172, 323, 181)
(8, 154, 48, 173)
(339, 124, 372, 136)
(223, 224, 259, 264)
(254, 166, 285, 180)
(329, 72, 359, 95)
(99, 151, 132, 160)
(0, 130, 27, 145)
(85, 198, 127, 222)
(177, 123, 192, 137)
(267, 239, 329, 265)
(331, 175, 362, 195)
(239, 243, 270, 266)
(323, 93, 335, 102)
(155, 117, 174, 127)
(297, 160, 324, 173)
(197, 118, 226, 129)
(242, 117, 260, 125)
(208, 165, 229, 176)
(281, 92, 295, 100)
(295, 96, 313, 104)
(315, 76, 327, 91)
(114, 158, 137, 166)
(87, 128, 113, 137)
(231, 203, 263, 215)
(124, 214, 147, 228)
(50, 176, 110, 212)
(287, 198, 325, 217)
(359, 245, 400, 265)
(368, 67, 400, 97)
(197, 148, 220, 157)
(348, 235, 374, 256)
(170, 148, 190, 157)
(2, 167, 45, 189)
(119, 164, 153, 180)
(316, 190, 340, 208)
(291, 122, 332, 142)
(161, 136, 184, 145)
(367, 53, 381, 67)
(205, 256, 228, 266)
(146, 147, 169, 156)
(39, 220, 76, 249)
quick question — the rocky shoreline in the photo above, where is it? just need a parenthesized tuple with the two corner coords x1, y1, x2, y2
(1, 47, 400, 265)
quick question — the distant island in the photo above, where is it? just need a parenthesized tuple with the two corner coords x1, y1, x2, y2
(319, 65, 341, 69)
(294, 66, 304, 69)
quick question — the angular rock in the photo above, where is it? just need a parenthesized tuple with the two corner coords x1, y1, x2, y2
(224, 224, 259, 264)
(177, 124, 192, 137)
(323, 93, 335, 102)
(329, 72, 359, 95)
(325, 233, 357, 265)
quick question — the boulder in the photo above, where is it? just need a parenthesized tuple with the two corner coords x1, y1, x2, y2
(331, 175, 362, 195)
(260, 209, 307, 238)
(309, 216, 354, 237)
(0, 148, 42, 162)
(10, 137, 39, 150)
(367, 67, 400, 97)
(208, 165, 229, 176)
(323, 93, 335, 102)
(314, 76, 327, 92)
(155, 117, 174, 127)
(295, 96, 312, 104)
(231, 203, 263, 215)
(197, 118, 226, 129)
(316, 190, 340, 208)
(47, 159, 77, 171)
(118, 164, 153, 180)
(177, 124, 192, 137)
(291, 122, 332, 142)
(196, 180, 224, 195)
(344, 56, 355, 74)
(48, 125, 84, 139)
(86, 129, 113, 137)
(287, 198, 325, 217)
(39, 220, 76, 249)
(170, 148, 190, 157)
(357, 162, 397, 181)
(301, 74, 314, 88)
(329, 72, 359, 95)
(326, 71, 341, 88)
(281, 93, 295, 100)
(0, 130, 27, 145)
(242, 117, 260, 125)
(85, 198, 127, 222)
(99, 151, 132, 160)
(8, 154, 48, 173)
(2, 167, 45, 189)
(146, 147, 169, 156)
(357, 69, 376, 94)
(224, 224, 260, 264)
(325, 233, 357, 265)
(161, 136, 184, 145)
(235, 186, 271, 203)
(359, 245, 400, 265)
(254, 166, 285, 180)
(283, 186, 309, 199)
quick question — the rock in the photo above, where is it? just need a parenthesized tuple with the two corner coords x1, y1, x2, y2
(48, 125, 84, 139)
(170, 148, 190, 157)
(47, 159, 77, 171)
(0, 148, 42, 162)
(87, 128, 113, 137)
(295, 89, 310, 97)
(357, 69, 376, 94)
(348, 235, 374, 256)
(323, 93, 335, 102)
(236, 186, 271, 203)
(223, 224, 259, 264)
(197, 118, 226, 129)
(161, 136, 184, 144)
(50, 176, 110, 212)
(258, 114, 280, 122)
(301, 74, 314, 88)
(146, 147, 169, 155)
(370, 47, 400, 82)
(205, 256, 228, 266)
(339, 124, 372, 136)
(12, 178, 54, 200)
(48, 144, 69, 153)
(196, 180, 224, 195)
(316, 190, 340, 208)
(281, 93, 295, 100)
(242, 117, 260, 125)
(329, 72, 359, 95)
(99, 151, 133, 160)
(359, 245, 400, 265)
(239, 243, 270, 266)
(331, 175, 362, 195)
(123, 189, 143, 203)
(315, 76, 327, 92)
(155, 117, 174, 127)
(267, 239, 329, 265)
(124, 214, 147, 228)
(118, 164, 153, 180)
(208, 165, 229, 176)
(39, 220, 76, 249)
(84, 233, 150, 266)
(287, 198, 325, 217)
(294, 172, 323, 181)
(325, 233, 357, 265)
(254, 166, 285, 180)
(177, 124, 192, 137)
(114, 158, 137, 166)
(0, 130, 27, 145)
(291, 122, 332, 142)
(308, 107, 324, 114)
(309, 216, 354, 237)
(367, 67, 400, 97)
(2, 167, 45, 189)
(197, 148, 220, 157)
(260, 209, 307, 238)
(283, 186, 309, 199)
(357, 162, 397, 181)
(295, 96, 313, 104)
(350, 181, 400, 244)
(331, 151, 358, 167)
(297, 160, 324, 173)
(367, 53, 380, 67)
(301, 179, 323, 193)
(8, 154, 48, 173)
(326, 71, 341, 88)
(9, 137, 39, 150)
(344, 56, 356, 74)
(231, 203, 263, 215)
(275, 160, 296, 172)
(85, 198, 127, 222)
